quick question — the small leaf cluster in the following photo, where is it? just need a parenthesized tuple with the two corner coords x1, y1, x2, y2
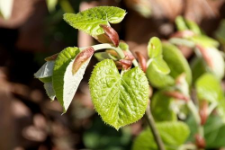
(34, 6, 225, 150)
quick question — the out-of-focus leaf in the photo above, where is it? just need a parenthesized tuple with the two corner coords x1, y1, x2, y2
(169, 38, 195, 48)
(191, 46, 225, 82)
(0, 0, 14, 19)
(34, 61, 55, 83)
(204, 115, 225, 148)
(46, 0, 58, 12)
(163, 43, 192, 85)
(151, 57, 170, 75)
(147, 43, 192, 89)
(83, 117, 131, 150)
(185, 116, 198, 142)
(59, 0, 74, 13)
(147, 37, 162, 58)
(89, 59, 149, 130)
(191, 57, 208, 83)
(215, 20, 225, 45)
(196, 73, 223, 103)
(175, 16, 201, 35)
(146, 62, 174, 88)
(125, 0, 151, 18)
(190, 35, 219, 48)
(132, 122, 190, 150)
(205, 47, 224, 79)
(196, 73, 225, 120)
(185, 19, 202, 35)
(175, 16, 188, 31)
(63, 6, 126, 36)
(151, 90, 177, 122)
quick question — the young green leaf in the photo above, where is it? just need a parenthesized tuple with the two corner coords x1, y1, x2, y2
(151, 91, 177, 122)
(163, 43, 192, 85)
(151, 57, 170, 74)
(52, 47, 80, 112)
(190, 35, 219, 48)
(44, 82, 56, 101)
(196, 73, 225, 121)
(132, 122, 190, 150)
(147, 37, 162, 58)
(34, 61, 55, 83)
(185, 19, 202, 35)
(89, 59, 149, 130)
(175, 16, 188, 31)
(146, 43, 192, 88)
(63, 6, 126, 36)
(196, 73, 223, 103)
(146, 62, 175, 88)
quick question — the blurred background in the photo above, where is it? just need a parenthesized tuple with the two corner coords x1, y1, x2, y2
(1, 0, 225, 150)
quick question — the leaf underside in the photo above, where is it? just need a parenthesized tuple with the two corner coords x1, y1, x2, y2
(44, 82, 56, 101)
(34, 61, 55, 82)
(89, 59, 149, 130)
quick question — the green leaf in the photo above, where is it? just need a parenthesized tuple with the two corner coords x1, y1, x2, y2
(146, 43, 192, 88)
(89, 59, 149, 130)
(185, 19, 202, 35)
(52, 47, 80, 112)
(191, 47, 225, 82)
(190, 57, 208, 83)
(151, 57, 170, 74)
(215, 19, 225, 45)
(46, 0, 58, 12)
(196, 73, 225, 120)
(130, 0, 151, 18)
(169, 38, 195, 48)
(132, 122, 190, 150)
(196, 73, 223, 103)
(204, 115, 225, 148)
(0, 0, 13, 19)
(175, 16, 188, 31)
(147, 37, 162, 58)
(146, 63, 175, 88)
(151, 91, 177, 122)
(163, 43, 192, 85)
(34, 61, 55, 83)
(63, 6, 126, 36)
(44, 82, 56, 101)
(190, 35, 219, 48)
